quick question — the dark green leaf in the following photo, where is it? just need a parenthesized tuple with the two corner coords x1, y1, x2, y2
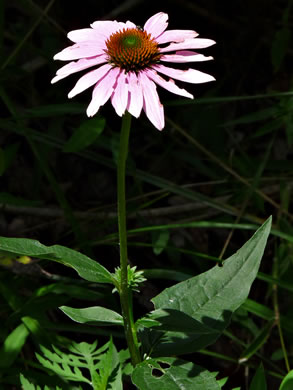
(271, 27, 291, 73)
(63, 117, 105, 153)
(132, 357, 220, 390)
(0, 192, 41, 206)
(25, 103, 85, 117)
(249, 363, 267, 390)
(1, 143, 19, 173)
(0, 147, 5, 175)
(271, 348, 284, 361)
(223, 107, 278, 127)
(285, 112, 293, 146)
(250, 118, 283, 139)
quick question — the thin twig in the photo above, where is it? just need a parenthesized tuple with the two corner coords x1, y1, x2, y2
(0, 196, 230, 220)
(168, 117, 293, 221)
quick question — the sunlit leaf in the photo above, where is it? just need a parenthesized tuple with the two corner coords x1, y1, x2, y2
(0, 237, 113, 284)
(60, 306, 123, 326)
(0, 324, 29, 368)
(279, 370, 293, 390)
(19, 374, 39, 390)
(144, 217, 271, 355)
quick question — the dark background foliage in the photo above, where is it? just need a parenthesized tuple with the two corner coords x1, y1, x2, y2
(0, 0, 292, 389)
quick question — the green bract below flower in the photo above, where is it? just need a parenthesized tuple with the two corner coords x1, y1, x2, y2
(113, 265, 146, 293)
(52, 12, 215, 130)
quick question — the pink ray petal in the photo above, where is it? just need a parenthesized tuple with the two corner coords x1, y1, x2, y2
(68, 63, 112, 98)
(91, 20, 128, 36)
(159, 38, 216, 53)
(146, 69, 193, 99)
(51, 55, 108, 84)
(156, 29, 198, 44)
(126, 72, 143, 118)
(91, 20, 120, 30)
(89, 20, 135, 41)
(160, 50, 213, 63)
(111, 70, 129, 116)
(125, 20, 137, 29)
(139, 72, 164, 131)
(153, 64, 215, 84)
(67, 28, 101, 43)
(54, 42, 106, 61)
(144, 12, 169, 39)
(87, 68, 120, 117)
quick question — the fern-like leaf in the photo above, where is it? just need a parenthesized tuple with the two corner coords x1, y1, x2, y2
(34, 339, 123, 389)
(36, 352, 91, 384)
(19, 374, 64, 390)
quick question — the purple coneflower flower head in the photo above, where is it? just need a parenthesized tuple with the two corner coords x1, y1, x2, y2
(52, 12, 215, 130)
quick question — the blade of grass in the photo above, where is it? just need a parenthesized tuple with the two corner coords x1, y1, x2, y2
(1, 0, 56, 70)
(19, 0, 66, 34)
(26, 137, 89, 249)
(167, 117, 293, 222)
(218, 137, 274, 259)
(0, 119, 243, 219)
(0, 88, 88, 252)
(238, 319, 275, 363)
(223, 329, 285, 376)
(93, 220, 293, 246)
(198, 349, 283, 380)
(3, 118, 293, 245)
(243, 299, 293, 335)
(166, 91, 293, 106)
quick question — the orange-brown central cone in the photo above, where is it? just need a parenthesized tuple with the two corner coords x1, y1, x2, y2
(105, 28, 161, 72)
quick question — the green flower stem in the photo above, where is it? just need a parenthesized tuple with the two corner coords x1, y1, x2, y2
(117, 111, 141, 366)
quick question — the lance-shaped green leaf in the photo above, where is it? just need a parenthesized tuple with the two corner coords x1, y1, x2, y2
(60, 306, 124, 326)
(63, 117, 105, 153)
(0, 237, 112, 284)
(249, 363, 267, 390)
(132, 357, 220, 390)
(146, 217, 271, 355)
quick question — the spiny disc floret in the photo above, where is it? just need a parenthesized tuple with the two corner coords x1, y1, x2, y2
(105, 28, 161, 72)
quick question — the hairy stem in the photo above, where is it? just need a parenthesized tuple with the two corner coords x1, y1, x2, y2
(117, 111, 141, 366)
